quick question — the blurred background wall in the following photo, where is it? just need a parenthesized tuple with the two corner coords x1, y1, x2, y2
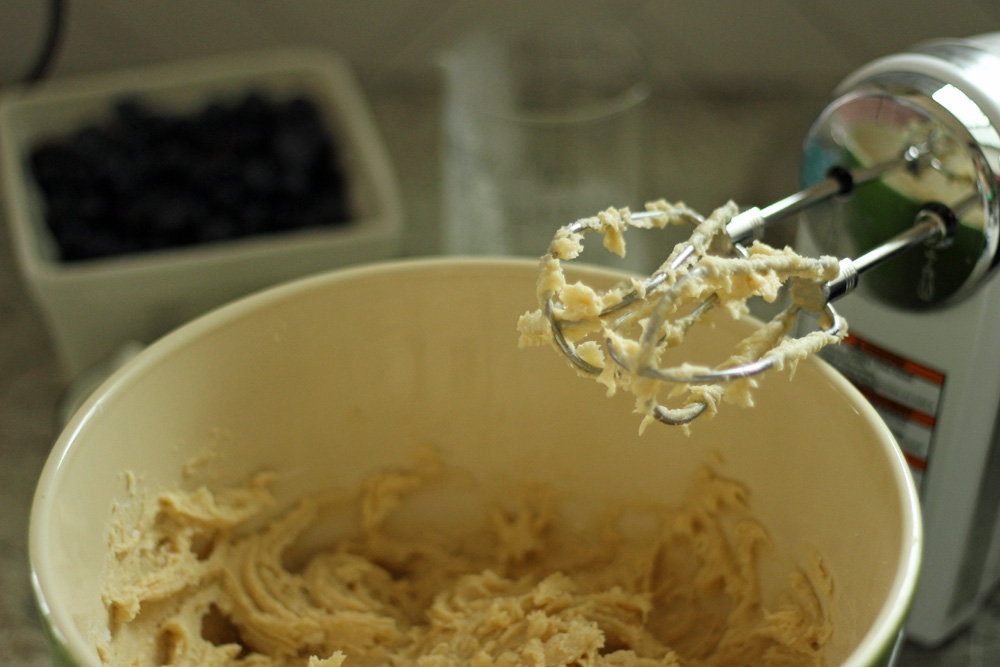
(3, 0, 999, 96)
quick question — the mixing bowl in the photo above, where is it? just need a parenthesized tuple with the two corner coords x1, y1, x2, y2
(29, 257, 921, 666)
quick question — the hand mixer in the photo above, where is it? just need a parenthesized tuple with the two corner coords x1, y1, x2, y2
(526, 32, 1000, 648)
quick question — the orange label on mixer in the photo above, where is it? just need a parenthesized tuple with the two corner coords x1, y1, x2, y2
(819, 333, 945, 483)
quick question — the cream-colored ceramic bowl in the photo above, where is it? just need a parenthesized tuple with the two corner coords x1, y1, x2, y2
(29, 258, 921, 667)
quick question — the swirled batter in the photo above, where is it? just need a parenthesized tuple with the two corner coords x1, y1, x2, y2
(96, 452, 832, 666)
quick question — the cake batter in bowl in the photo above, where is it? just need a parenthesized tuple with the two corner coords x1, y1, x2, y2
(29, 258, 921, 667)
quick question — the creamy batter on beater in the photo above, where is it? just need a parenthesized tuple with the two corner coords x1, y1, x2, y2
(517, 200, 845, 431)
(95, 451, 832, 666)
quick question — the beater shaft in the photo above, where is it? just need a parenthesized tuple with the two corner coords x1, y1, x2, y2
(745, 151, 928, 243)
(824, 198, 965, 303)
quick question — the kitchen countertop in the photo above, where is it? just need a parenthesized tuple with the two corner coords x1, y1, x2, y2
(2, 86, 999, 665)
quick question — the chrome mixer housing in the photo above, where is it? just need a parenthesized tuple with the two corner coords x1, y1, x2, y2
(800, 38, 1000, 308)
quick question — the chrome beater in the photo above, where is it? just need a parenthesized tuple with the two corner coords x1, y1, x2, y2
(521, 136, 976, 428)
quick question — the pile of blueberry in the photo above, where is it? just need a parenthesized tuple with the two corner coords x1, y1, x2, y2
(29, 92, 351, 261)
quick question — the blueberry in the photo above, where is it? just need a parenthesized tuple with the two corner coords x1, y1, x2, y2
(242, 157, 280, 196)
(29, 91, 352, 261)
(237, 200, 270, 235)
(279, 166, 311, 199)
(56, 224, 127, 261)
(196, 215, 240, 244)
(272, 125, 319, 170)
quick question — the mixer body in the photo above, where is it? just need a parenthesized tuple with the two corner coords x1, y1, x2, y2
(798, 33, 1000, 646)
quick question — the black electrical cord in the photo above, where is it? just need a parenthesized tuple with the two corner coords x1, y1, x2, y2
(23, 0, 66, 84)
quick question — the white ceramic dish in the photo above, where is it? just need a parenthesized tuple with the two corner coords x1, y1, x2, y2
(0, 48, 404, 378)
(29, 258, 921, 666)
